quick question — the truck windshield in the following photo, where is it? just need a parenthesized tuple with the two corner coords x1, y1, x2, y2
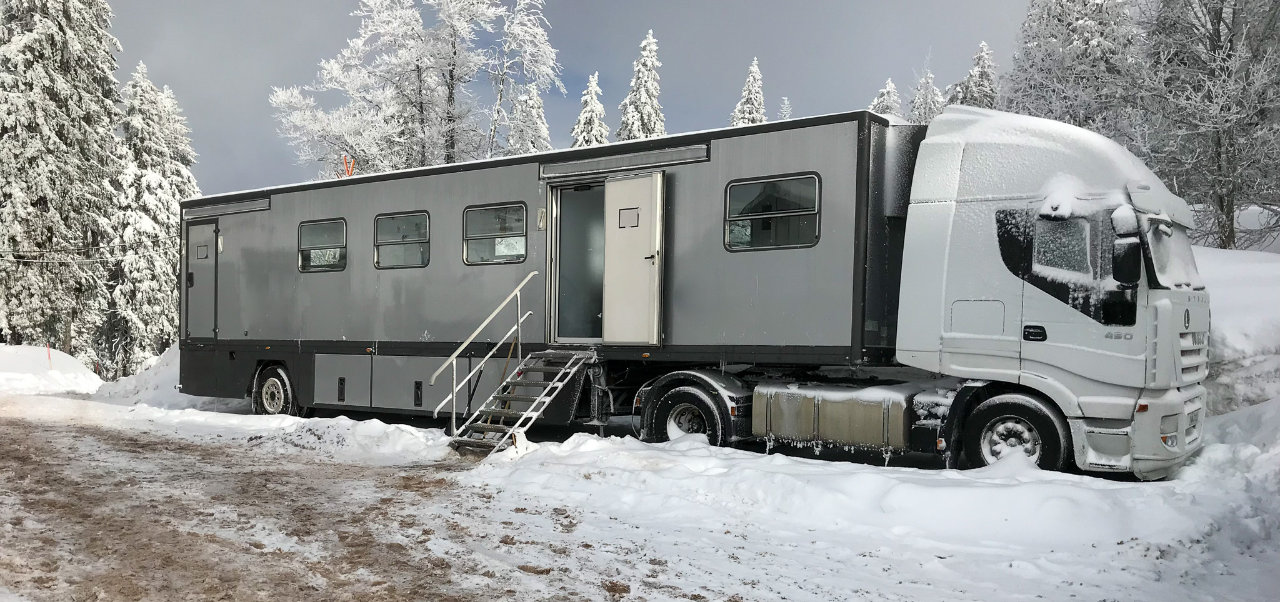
(1144, 221, 1204, 290)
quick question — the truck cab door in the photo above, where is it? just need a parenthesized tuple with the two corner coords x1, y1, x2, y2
(1018, 206, 1146, 390)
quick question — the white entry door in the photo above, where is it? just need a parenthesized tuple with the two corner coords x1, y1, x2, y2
(603, 172, 665, 345)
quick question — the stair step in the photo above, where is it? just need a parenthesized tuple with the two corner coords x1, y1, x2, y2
(529, 350, 584, 358)
(466, 422, 515, 434)
(480, 408, 525, 420)
(518, 366, 572, 373)
(451, 437, 501, 451)
(506, 380, 557, 387)
(493, 393, 541, 403)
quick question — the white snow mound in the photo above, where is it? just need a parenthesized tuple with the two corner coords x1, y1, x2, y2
(467, 398, 1280, 557)
(1195, 246, 1280, 412)
(0, 344, 102, 396)
(94, 347, 248, 412)
(0, 395, 452, 466)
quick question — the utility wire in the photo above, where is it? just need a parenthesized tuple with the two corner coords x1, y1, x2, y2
(0, 234, 180, 256)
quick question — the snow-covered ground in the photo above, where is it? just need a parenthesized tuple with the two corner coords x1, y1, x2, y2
(1, 246, 1278, 600)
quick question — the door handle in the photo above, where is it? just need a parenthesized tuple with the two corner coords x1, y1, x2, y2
(1023, 325, 1047, 342)
(186, 272, 194, 288)
(643, 252, 658, 263)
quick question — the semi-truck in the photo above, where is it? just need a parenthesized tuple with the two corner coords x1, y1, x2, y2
(178, 106, 1208, 479)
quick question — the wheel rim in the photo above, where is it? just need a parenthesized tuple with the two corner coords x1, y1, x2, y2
(665, 402, 708, 440)
(979, 414, 1042, 465)
(261, 377, 286, 414)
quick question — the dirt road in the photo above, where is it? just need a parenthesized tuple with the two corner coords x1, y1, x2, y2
(0, 416, 602, 601)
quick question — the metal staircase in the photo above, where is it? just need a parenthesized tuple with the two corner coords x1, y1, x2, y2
(450, 349, 594, 456)
(426, 271, 597, 458)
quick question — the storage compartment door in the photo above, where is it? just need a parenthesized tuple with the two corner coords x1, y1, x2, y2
(185, 221, 218, 339)
(603, 172, 665, 345)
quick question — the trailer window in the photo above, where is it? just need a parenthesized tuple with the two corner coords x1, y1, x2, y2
(464, 204, 526, 265)
(375, 213, 430, 269)
(298, 219, 347, 272)
(725, 174, 819, 250)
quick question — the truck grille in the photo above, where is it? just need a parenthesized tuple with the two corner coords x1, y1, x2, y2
(1178, 331, 1208, 385)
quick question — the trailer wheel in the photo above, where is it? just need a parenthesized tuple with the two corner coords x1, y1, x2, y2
(962, 393, 1069, 471)
(652, 386, 730, 447)
(252, 365, 311, 418)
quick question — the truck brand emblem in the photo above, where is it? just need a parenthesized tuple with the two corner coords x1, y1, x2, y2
(1184, 309, 1191, 329)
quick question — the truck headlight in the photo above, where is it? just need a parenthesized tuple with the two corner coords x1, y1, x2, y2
(1160, 414, 1179, 449)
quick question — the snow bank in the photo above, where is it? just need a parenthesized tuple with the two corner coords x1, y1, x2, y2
(0, 395, 452, 466)
(467, 399, 1280, 561)
(0, 345, 102, 396)
(94, 347, 248, 412)
(1196, 246, 1280, 413)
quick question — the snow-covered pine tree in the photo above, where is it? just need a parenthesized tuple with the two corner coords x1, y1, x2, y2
(616, 30, 665, 141)
(946, 41, 999, 109)
(102, 63, 200, 377)
(0, 0, 123, 363)
(777, 97, 793, 121)
(730, 57, 767, 126)
(506, 84, 551, 155)
(867, 78, 903, 117)
(1139, 0, 1280, 249)
(486, 0, 563, 157)
(570, 71, 610, 147)
(1003, 0, 1142, 145)
(908, 70, 945, 124)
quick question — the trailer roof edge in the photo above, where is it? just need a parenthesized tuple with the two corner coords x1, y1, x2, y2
(183, 110, 885, 209)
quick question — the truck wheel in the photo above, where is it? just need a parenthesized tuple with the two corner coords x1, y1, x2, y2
(652, 386, 730, 446)
(962, 393, 1069, 471)
(252, 365, 311, 418)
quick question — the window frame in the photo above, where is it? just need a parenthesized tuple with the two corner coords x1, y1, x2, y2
(297, 218, 348, 273)
(722, 171, 822, 252)
(373, 211, 431, 270)
(1032, 216, 1095, 277)
(462, 201, 528, 266)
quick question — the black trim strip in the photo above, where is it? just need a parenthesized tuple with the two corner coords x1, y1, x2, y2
(180, 339, 857, 366)
(184, 111, 890, 209)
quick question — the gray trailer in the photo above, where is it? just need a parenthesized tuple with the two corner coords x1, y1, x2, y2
(179, 106, 1209, 479)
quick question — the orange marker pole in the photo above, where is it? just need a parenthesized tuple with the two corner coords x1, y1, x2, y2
(47, 343, 52, 370)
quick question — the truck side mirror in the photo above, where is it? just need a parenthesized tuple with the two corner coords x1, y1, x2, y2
(1113, 237, 1142, 288)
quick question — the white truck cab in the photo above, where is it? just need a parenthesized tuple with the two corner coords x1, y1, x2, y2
(897, 106, 1207, 479)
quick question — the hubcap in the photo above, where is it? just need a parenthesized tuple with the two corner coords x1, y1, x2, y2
(261, 377, 286, 414)
(665, 402, 708, 440)
(979, 415, 1042, 465)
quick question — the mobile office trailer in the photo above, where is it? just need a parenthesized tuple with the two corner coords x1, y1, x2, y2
(179, 106, 1209, 479)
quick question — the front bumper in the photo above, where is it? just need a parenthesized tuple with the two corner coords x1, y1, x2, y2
(1069, 385, 1205, 480)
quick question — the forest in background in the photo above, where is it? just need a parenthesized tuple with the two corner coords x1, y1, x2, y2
(1, 0, 1276, 376)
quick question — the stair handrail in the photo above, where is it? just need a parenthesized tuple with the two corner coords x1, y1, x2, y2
(429, 270, 538, 433)
(429, 270, 538, 386)
(430, 311, 533, 419)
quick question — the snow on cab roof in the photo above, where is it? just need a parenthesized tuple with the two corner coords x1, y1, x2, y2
(910, 105, 1166, 204)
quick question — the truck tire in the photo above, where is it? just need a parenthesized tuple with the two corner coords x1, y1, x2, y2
(252, 365, 311, 418)
(651, 385, 730, 447)
(962, 393, 1069, 471)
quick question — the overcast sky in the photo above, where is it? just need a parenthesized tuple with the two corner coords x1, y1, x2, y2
(109, 0, 1030, 196)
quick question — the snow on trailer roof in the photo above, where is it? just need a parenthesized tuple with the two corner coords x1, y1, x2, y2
(183, 110, 893, 210)
(911, 106, 1176, 209)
